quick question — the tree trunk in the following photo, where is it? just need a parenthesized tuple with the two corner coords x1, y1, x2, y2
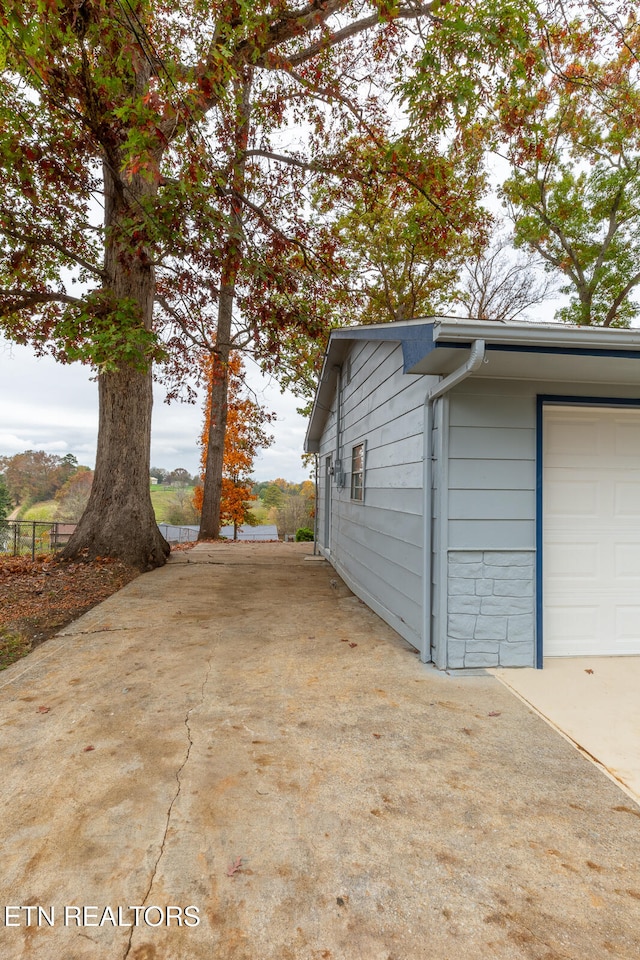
(198, 283, 233, 540)
(62, 161, 169, 569)
(197, 72, 252, 542)
(62, 364, 169, 569)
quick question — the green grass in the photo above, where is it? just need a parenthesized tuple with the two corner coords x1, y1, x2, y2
(19, 500, 58, 521)
(0, 631, 32, 671)
(150, 485, 196, 522)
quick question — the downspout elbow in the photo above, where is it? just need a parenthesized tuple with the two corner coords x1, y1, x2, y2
(428, 339, 486, 402)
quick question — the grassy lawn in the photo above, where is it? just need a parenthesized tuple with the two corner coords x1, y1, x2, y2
(18, 500, 58, 521)
(150, 485, 196, 522)
(13, 487, 196, 524)
(0, 630, 32, 671)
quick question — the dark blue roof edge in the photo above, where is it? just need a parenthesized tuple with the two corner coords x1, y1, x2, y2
(323, 325, 640, 375)
(438, 341, 640, 361)
(328, 322, 436, 373)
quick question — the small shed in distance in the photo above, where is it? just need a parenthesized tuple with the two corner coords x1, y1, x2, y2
(304, 318, 640, 670)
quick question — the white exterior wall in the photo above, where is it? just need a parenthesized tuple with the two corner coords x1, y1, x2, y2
(315, 340, 432, 650)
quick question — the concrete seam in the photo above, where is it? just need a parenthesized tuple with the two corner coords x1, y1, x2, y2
(492, 672, 640, 808)
(0, 629, 138, 691)
(122, 658, 212, 960)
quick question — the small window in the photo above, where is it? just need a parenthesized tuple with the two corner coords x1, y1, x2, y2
(351, 442, 365, 501)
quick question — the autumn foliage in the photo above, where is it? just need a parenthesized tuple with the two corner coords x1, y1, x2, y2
(194, 354, 273, 537)
(1, 0, 535, 568)
(0, 452, 80, 506)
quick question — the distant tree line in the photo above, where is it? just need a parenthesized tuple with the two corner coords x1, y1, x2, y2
(0, 448, 315, 537)
(0, 452, 201, 525)
(0, 451, 81, 506)
(0, 451, 95, 521)
(0, 474, 11, 525)
(149, 467, 200, 487)
(250, 479, 315, 540)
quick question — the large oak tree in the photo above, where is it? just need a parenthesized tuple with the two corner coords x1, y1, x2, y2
(0, 0, 531, 567)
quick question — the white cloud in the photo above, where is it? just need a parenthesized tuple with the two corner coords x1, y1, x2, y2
(0, 337, 312, 481)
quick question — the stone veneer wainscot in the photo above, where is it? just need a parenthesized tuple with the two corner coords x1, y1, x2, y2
(446, 551, 535, 669)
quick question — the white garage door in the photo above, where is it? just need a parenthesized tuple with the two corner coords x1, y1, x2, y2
(544, 405, 640, 657)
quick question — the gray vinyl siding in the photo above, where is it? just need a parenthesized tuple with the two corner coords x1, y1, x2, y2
(447, 381, 537, 551)
(310, 321, 640, 670)
(446, 376, 640, 552)
(316, 407, 337, 550)
(315, 339, 432, 649)
(430, 395, 445, 667)
(441, 381, 538, 666)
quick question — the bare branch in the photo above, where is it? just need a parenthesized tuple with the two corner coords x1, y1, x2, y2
(454, 234, 557, 322)
(155, 293, 217, 351)
(604, 270, 640, 327)
(279, 3, 442, 67)
(244, 148, 329, 173)
(0, 289, 84, 311)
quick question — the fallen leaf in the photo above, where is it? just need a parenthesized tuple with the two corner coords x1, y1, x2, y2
(487, 711, 501, 717)
(348, 642, 357, 648)
(372, 733, 382, 739)
(585, 669, 594, 675)
(83, 745, 95, 752)
(226, 856, 243, 877)
(1, 554, 138, 673)
(36, 705, 51, 714)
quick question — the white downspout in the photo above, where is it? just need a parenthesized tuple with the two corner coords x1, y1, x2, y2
(334, 364, 342, 482)
(313, 453, 319, 555)
(422, 340, 486, 665)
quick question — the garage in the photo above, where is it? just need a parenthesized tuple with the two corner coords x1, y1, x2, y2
(543, 403, 640, 657)
(305, 317, 640, 669)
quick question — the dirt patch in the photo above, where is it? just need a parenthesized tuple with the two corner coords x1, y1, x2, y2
(0, 553, 139, 669)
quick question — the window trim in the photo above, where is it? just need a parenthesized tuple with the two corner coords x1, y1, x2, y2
(350, 441, 366, 501)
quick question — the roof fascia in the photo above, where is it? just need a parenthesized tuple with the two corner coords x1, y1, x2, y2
(433, 319, 640, 351)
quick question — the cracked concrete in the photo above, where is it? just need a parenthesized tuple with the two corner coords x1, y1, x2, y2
(1, 541, 640, 959)
(122, 662, 210, 960)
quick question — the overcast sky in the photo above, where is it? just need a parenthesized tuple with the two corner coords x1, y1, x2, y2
(0, 336, 312, 483)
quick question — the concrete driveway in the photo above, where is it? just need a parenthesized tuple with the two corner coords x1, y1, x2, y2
(492, 657, 640, 803)
(1, 542, 640, 959)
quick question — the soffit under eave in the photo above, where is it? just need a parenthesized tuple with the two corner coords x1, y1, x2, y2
(407, 344, 640, 385)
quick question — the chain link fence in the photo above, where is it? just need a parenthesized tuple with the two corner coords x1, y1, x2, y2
(0, 520, 281, 558)
(157, 523, 200, 544)
(0, 521, 76, 560)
